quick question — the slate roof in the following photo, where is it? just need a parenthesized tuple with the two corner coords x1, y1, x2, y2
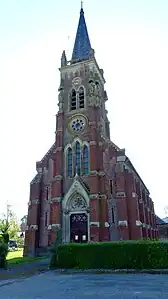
(71, 7, 92, 62)
(156, 215, 166, 225)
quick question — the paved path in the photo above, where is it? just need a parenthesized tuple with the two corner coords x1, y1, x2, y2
(0, 272, 168, 298)
(0, 258, 50, 279)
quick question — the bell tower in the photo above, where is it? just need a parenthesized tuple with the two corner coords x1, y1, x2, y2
(54, 5, 112, 243)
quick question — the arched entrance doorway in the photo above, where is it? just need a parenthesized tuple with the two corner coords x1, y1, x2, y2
(62, 180, 90, 243)
(70, 213, 88, 243)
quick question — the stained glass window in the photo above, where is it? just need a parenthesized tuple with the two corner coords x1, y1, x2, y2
(75, 142, 81, 175)
(83, 145, 89, 175)
(67, 148, 73, 177)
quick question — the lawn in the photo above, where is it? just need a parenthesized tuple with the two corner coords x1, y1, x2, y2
(7, 249, 23, 260)
(7, 249, 44, 266)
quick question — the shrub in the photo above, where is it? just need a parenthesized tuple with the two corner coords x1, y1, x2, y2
(0, 242, 8, 269)
(51, 240, 168, 270)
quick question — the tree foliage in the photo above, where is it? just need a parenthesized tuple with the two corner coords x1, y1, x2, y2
(0, 205, 20, 243)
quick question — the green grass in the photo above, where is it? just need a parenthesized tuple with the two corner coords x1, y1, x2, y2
(7, 249, 44, 266)
(7, 249, 23, 260)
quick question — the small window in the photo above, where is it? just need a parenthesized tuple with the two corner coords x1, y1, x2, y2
(79, 87, 84, 108)
(70, 89, 76, 110)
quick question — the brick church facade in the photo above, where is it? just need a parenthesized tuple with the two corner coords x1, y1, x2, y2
(24, 6, 158, 256)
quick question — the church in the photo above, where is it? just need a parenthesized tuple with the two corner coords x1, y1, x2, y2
(24, 5, 158, 256)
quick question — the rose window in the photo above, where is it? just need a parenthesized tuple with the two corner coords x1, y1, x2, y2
(71, 118, 85, 132)
(68, 114, 87, 135)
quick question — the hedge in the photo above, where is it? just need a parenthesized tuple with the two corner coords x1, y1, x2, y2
(50, 241, 168, 270)
(0, 242, 8, 269)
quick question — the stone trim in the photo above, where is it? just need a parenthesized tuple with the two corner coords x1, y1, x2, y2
(29, 225, 38, 231)
(52, 175, 63, 181)
(90, 170, 97, 175)
(90, 141, 96, 145)
(52, 224, 60, 230)
(90, 222, 100, 227)
(60, 60, 105, 85)
(48, 224, 60, 231)
(105, 222, 109, 228)
(118, 220, 128, 227)
(89, 194, 99, 199)
(132, 192, 137, 198)
(116, 192, 126, 197)
(56, 147, 62, 152)
(89, 170, 105, 176)
(49, 197, 61, 203)
(89, 194, 107, 199)
(136, 220, 142, 227)
(99, 142, 103, 146)
(98, 171, 105, 176)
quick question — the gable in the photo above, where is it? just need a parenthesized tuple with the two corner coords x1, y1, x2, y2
(62, 176, 90, 211)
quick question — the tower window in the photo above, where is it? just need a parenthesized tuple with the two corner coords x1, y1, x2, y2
(79, 87, 84, 108)
(83, 145, 89, 175)
(75, 142, 81, 175)
(67, 148, 73, 177)
(70, 89, 77, 110)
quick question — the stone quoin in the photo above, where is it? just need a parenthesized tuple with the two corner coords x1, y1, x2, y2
(24, 5, 158, 256)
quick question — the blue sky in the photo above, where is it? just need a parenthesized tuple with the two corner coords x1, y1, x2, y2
(0, 0, 168, 220)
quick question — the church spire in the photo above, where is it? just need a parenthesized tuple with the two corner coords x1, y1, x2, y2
(71, 4, 92, 63)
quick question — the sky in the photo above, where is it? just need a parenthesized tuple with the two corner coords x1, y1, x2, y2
(0, 0, 168, 220)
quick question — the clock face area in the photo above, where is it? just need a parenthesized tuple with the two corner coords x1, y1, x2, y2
(68, 114, 88, 135)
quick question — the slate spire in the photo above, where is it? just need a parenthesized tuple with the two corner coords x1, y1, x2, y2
(71, 5, 92, 63)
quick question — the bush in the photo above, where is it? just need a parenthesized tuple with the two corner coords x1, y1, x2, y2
(0, 242, 8, 269)
(51, 240, 168, 270)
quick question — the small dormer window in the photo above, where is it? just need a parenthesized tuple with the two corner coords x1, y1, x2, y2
(79, 87, 84, 108)
(70, 89, 77, 110)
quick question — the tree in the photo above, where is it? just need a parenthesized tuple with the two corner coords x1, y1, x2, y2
(0, 205, 20, 242)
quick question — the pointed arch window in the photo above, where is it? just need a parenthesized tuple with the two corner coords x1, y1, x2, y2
(75, 141, 81, 175)
(83, 145, 89, 175)
(70, 89, 77, 111)
(67, 148, 73, 177)
(79, 87, 84, 108)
